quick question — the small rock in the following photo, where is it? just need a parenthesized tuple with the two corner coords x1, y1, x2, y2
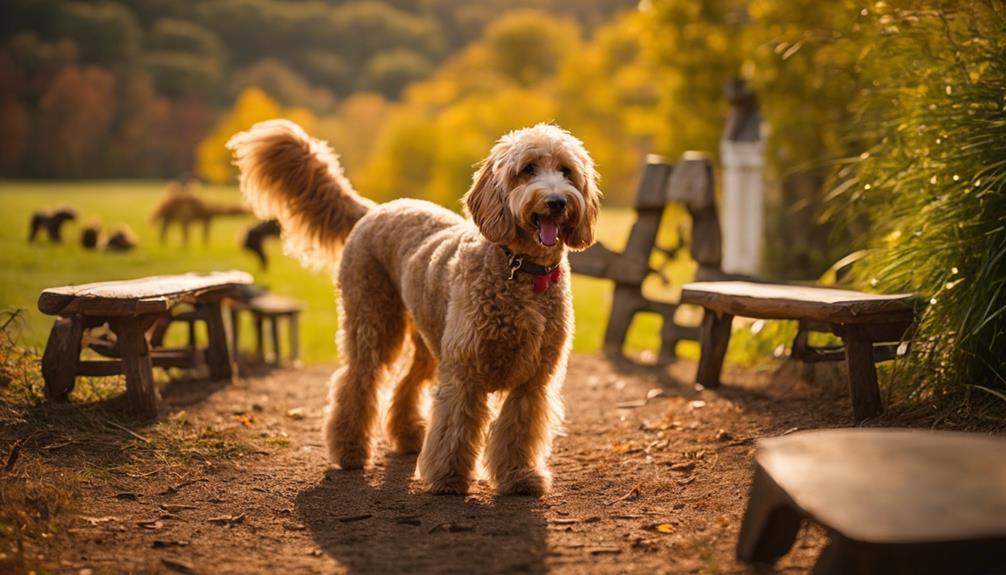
(286, 407, 307, 420)
(715, 429, 734, 442)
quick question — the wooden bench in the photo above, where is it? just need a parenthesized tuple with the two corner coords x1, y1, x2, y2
(230, 289, 304, 366)
(680, 281, 918, 419)
(737, 429, 1006, 574)
(38, 271, 254, 418)
(570, 153, 732, 364)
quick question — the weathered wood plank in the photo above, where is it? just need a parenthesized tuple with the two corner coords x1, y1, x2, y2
(681, 281, 916, 324)
(38, 270, 253, 316)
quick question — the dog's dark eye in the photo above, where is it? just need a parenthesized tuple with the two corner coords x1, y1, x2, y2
(521, 163, 536, 176)
(560, 166, 572, 179)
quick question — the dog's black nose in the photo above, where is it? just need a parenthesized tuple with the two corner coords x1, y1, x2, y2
(545, 197, 566, 213)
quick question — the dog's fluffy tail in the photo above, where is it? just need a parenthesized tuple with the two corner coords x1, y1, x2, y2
(227, 119, 375, 271)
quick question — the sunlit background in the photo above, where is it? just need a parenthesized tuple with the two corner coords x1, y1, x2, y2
(1, 0, 1004, 400)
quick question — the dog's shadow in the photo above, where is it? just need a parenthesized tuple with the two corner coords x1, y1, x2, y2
(296, 456, 549, 574)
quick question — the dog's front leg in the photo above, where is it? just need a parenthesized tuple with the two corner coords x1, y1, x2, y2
(417, 368, 489, 495)
(486, 381, 558, 496)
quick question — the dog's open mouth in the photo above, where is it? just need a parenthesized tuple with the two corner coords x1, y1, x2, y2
(531, 213, 560, 247)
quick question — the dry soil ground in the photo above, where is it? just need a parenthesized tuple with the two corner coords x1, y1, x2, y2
(3, 353, 946, 574)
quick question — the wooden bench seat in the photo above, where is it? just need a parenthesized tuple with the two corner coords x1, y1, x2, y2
(38, 271, 253, 418)
(680, 281, 918, 419)
(737, 429, 1006, 574)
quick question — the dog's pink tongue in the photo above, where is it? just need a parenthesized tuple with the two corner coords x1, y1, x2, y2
(538, 217, 559, 247)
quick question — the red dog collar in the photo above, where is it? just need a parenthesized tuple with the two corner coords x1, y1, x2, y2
(502, 247, 562, 292)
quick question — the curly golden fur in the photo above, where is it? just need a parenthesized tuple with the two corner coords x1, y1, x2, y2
(228, 120, 600, 496)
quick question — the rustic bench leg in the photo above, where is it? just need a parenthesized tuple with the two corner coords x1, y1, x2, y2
(737, 464, 803, 565)
(110, 317, 158, 418)
(254, 313, 265, 363)
(270, 316, 281, 366)
(202, 301, 236, 382)
(838, 325, 883, 420)
(289, 313, 300, 365)
(603, 284, 639, 358)
(42, 315, 84, 402)
(696, 310, 733, 388)
(230, 308, 241, 361)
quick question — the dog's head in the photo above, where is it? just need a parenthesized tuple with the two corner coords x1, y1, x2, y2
(463, 124, 601, 257)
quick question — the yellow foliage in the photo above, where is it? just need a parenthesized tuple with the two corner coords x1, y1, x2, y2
(195, 86, 317, 184)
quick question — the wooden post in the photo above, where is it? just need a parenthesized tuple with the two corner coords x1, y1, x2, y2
(289, 312, 300, 364)
(696, 310, 733, 388)
(838, 324, 883, 420)
(202, 301, 236, 382)
(41, 315, 84, 401)
(110, 317, 158, 418)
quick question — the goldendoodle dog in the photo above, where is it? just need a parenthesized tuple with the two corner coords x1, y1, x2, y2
(228, 120, 600, 495)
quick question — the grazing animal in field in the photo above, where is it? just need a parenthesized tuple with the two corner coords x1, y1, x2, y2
(242, 219, 281, 270)
(229, 120, 600, 496)
(29, 208, 77, 243)
(105, 225, 137, 252)
(150, 181, 248, 245)
(80, 223, 102, 250)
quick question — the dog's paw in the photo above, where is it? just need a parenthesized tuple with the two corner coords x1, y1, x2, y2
(426, 475, 470, 496)
(496, 470, 550, 497)
(330, 443, 369, 470)
(390, 425, 425, 455)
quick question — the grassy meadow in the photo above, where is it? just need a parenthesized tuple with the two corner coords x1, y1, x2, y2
(0, 181, 704, 364)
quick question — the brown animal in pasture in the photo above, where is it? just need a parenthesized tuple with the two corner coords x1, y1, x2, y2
(80, 223, 102, 250)
(229, 120, 600, 496)
(150, 181, 248, 245)
(29, 208, 77, 243)
(105, 225, 137, 252)
(242, 219, 282, 270)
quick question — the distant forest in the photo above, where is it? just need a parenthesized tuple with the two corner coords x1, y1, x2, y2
(0, 0, 636, 179)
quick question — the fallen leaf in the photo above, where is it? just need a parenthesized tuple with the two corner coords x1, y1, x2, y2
(669, 462, 695, 473)
(232, 415, 252, 427)
(82, 516, 119, 526)
(152, 540, 190, 549)
(616, 484, 642, 501)
(428, 522, 475, 533)
(655, 523, 675, 534)
(336, 513, 372, 523)
(160, 504, 198, 513)
(161, 557, 196, 574)
(645, 388, 664, 400)
(207, 513, 245, 526)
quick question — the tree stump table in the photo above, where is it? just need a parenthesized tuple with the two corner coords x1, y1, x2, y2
(37, 270, 254, 418)
(737, 429, 1006, 575)
(680, 281, 918, 420)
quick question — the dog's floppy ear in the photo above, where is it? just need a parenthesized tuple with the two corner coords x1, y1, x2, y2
(564, 159, 601, 251)
(464, 158, 517, 245)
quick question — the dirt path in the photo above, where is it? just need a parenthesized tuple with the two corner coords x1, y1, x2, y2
(4, 354, 864, 574)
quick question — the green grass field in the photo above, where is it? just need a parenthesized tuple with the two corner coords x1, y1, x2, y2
(1, 180, 705, 363)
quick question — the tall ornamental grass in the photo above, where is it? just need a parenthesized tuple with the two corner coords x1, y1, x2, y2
(850, 1, 1006, 401)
